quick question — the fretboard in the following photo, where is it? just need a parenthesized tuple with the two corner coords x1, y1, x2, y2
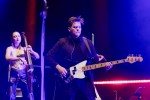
(82, 59, 127, 71)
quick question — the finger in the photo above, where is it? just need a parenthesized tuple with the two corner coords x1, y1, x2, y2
(61, 73, 66, 78)
(28, 45, 31, 47)
(64, 70, 67, 74)
(61, 72, 66, 75)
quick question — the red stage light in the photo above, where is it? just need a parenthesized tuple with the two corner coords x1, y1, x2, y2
(94, 80, 150, 85)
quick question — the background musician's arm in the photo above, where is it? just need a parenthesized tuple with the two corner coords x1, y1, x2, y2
(25, 45, 40, 59)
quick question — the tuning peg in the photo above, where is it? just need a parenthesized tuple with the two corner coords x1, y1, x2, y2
(128, 54, 134, 57)
(138, 54, 143, 62)
(128, 54, 131, 57)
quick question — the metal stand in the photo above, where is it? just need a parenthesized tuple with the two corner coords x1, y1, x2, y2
(134, 87, 145, 100)
(40, 0, 48, 100)
(113, 90, 118, 100)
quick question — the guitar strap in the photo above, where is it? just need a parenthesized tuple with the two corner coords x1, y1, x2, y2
(82, 37, 92, 55)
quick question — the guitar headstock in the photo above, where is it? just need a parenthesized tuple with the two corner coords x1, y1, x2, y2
(126, 54, 143, 64)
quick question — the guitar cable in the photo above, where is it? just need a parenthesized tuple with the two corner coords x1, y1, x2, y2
(52, 73, 60, 100)
(52, 77, 57, 100)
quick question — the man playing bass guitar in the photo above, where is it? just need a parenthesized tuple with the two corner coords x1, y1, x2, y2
(46, 16, 112, 100)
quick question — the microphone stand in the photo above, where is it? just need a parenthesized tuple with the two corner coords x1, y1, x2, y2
(40, 0, 48, 100)
(113, 90, 118, 100)
(134, 87, 145, 100)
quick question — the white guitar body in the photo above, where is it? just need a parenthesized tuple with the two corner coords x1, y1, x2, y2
(69, 60, 87, 79)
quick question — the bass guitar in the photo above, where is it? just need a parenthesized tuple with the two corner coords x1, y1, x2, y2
(22, 32, 34, 100)
(62, 55, 143, 84)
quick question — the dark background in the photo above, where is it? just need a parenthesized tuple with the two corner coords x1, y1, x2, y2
(0, 0, 150, 99)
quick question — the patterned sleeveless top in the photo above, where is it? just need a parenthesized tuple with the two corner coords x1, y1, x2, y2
(9, 46, 27, 70)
